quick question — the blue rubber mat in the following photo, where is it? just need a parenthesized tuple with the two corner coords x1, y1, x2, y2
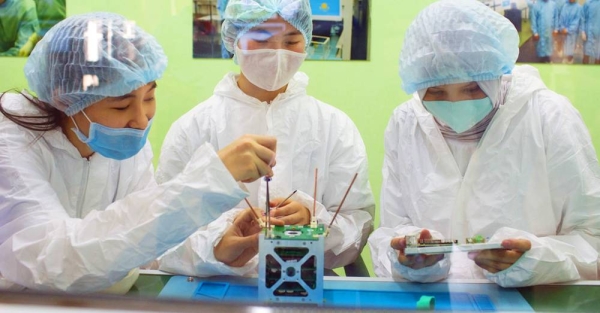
(159, 276, 533, 311)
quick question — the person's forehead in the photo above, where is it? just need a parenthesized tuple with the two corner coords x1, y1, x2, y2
(248, 15, 300, 34)
(430, 82, 477, 89)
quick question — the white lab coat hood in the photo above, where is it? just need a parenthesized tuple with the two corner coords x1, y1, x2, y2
(369, 65, 600, 287)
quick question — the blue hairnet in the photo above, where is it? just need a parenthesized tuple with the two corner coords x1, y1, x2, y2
(399, 0, 519, 95)
(24, 12, 167, 116)
(221, 0, 313, 53)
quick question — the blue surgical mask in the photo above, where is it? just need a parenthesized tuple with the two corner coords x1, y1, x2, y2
(422, 97, 493, 134)
(71, 111, 152, 160)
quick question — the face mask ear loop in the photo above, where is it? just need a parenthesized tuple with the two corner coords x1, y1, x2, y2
(70, 116, 81, 132)
(71, 110, 93, 134)
(80, 110, 93, 123)
(69, 110, 92, 133)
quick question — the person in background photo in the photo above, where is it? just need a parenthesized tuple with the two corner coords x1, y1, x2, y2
(582, 0, 600, 64)
(558, 0, 583, 63)
(0, 0, 39, 56)
(531, 0, 558, 62)
(553, 0, 567, 56)
(16, 0, 67, 57)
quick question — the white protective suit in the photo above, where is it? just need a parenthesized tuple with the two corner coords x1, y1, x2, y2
(0, 93, 248, 292)
(156, 72, 375, 276)
(368, 66, 600, 287)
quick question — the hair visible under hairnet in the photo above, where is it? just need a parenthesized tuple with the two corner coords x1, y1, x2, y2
(221, 0, 313, 53)
(399, 0, 519, 95)
(24, 12, 167, 116)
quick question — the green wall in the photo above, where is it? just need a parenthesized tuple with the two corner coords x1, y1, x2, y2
(1, 0, 600, 277)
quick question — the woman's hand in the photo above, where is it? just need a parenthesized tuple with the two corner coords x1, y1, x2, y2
(468, 239, 531, 273)
(217, 135, 277, 183)
(390, 229, 445, 270)
(214, 208, 282, 267)
(269, 198, 311, 225)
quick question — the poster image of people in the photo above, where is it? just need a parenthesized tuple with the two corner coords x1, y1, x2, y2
(479, 0, 600, 64)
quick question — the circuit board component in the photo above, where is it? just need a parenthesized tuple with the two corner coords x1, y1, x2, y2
(405, 235, 502, 255)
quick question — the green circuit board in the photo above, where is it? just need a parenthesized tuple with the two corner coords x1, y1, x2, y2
(269, 224, 326, 240)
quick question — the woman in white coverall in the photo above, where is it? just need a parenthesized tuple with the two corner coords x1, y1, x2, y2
(0, 12, 276, 292)
(156, 0, 375, 276)
(368, 0, 600, 287)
